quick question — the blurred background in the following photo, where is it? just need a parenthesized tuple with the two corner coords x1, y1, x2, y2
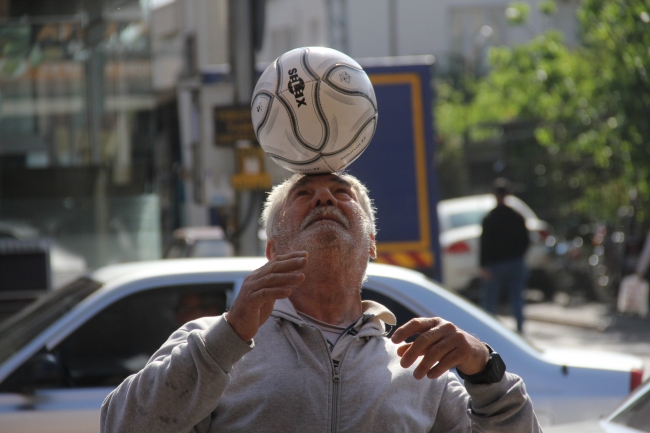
(0, 0, 648, 317)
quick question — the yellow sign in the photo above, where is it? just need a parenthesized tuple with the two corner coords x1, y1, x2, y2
(231, 173, 272, 191)
(214, 106, 257, 145)
(231, 146, 272, 190)
(375, 250, 435, 269)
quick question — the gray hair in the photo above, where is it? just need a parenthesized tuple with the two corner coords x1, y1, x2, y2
(261, 172, 376, 240)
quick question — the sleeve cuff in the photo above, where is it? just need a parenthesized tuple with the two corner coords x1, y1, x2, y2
(201, 315, 255, 373)
(464, 372, 524, 409)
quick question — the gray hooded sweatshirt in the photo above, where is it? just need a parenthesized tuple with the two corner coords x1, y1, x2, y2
(101, 299, 541, 433)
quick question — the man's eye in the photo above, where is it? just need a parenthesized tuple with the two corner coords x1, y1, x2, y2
(335, 189, 351, 196)
(295, 190, 309, 197)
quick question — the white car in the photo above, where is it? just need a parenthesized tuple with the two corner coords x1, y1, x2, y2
(437, 194, 555, 299)
(546, 377, 650, 432)
(0, 258, 642, 431)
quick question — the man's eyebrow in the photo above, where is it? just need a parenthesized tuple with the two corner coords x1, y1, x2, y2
(332, 178, 353, 188)
(288, 175, 352, 195)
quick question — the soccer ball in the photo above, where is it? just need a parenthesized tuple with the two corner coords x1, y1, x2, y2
(251, 47, 378, 174)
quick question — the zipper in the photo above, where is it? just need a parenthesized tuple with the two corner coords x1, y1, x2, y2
(309, 318, 373, 433)
(331, 364, 341, 433)
(327, 336, 356, 433)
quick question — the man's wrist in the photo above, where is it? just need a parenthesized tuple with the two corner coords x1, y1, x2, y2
(224, 312, 253, 343)
(457, 344, 506, 385)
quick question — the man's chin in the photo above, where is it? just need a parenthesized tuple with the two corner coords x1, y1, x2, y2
(288, 227, 351, 253)
(302, 219, 346, 230)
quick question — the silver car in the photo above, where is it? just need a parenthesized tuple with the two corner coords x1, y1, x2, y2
(0, 258, 643, 431)
(546, 377, 650, 432)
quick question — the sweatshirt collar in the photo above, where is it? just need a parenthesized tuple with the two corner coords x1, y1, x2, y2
(272, 298, 397, 337)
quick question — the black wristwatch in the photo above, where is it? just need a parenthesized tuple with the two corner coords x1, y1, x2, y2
(456, 344, 506, 385)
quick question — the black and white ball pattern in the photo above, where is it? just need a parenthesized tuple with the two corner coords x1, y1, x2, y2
(251, 47, 377, 174)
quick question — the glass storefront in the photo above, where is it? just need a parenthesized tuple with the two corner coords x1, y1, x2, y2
(0, 0, 172, 293)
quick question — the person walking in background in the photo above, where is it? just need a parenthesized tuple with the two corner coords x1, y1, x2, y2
(480, 178, 530, 333)
(634, 229, 650, 280)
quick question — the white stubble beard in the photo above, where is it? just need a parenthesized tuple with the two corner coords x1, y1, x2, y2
(275, 206, 372, 277)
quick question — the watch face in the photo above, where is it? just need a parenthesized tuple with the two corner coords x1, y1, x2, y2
(490, 353, 506, 382)
(458, 352, 506, 384)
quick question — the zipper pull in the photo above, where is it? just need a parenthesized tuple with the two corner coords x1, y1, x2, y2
(333, 366, 340, 383)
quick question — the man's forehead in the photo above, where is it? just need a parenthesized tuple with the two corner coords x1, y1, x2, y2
(289, 174, 352, 192)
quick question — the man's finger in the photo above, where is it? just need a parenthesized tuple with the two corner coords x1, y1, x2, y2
(399, 328, 445, 368)
(274, 250, 308, 260)
(396, 343, 411, 357)
(412, 339, 455, 379)
(248, 287, 294, 305)
(245, 257, 307, 287)
(250, 272, 305, 292)
(426, 350, 463, 379)
(256, 255, 308, 278)
(391, 317, 441, 344)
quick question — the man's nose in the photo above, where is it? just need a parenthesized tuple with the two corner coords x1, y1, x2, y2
(311, 187, 337, 208)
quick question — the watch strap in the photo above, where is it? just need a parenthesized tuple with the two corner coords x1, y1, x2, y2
(456, 344, 506, 385)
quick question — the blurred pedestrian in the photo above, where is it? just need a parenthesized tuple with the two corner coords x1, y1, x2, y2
(174, 291, 226, 325)
(480, 178, 530, 333)
(634, 229, 650, 280)
(616, 229, 650, 317)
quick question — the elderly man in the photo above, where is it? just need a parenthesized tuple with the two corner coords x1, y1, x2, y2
(101, 172, 541, 432)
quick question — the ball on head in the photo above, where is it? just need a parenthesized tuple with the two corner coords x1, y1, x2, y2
(251, 47, 377, 174)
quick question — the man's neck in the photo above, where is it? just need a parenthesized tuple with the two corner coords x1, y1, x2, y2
(288, 256, 364, 327)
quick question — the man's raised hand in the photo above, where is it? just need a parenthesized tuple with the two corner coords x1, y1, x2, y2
(391, 317, 490, 380)
(226, 251, 308, 342)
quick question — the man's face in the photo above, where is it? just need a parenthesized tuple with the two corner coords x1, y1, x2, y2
(268, 174, 375, 261)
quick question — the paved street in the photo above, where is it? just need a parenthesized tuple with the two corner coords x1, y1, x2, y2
(497, 298, 650, 380)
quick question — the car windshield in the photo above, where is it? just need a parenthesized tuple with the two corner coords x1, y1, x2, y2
(448, 210, 488, 229)
(0, 277, 102, 364)
(610, 382, 650, 431)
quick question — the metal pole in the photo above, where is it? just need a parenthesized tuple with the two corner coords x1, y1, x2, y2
(229, 0, 262, 256)
(328, 0, 349, 53)
(388, 0, 397, 56)
(230, 0, 255, 105)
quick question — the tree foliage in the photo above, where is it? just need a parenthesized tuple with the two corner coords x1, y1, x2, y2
(436, 0, 650, 226)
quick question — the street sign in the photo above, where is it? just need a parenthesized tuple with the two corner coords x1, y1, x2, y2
(347, 58, 441, 279)
(231, 146, 272, 191)
(214, 106, 257, 146)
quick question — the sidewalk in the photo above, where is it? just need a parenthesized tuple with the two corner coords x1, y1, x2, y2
(497, 298, 650, 379)
(524, 301, 613, 331)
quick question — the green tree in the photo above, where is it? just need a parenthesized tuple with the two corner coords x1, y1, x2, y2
(436, 0, 650, 226)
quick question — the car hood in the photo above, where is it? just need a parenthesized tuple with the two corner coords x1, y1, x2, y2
(541, 347, 644, 372)
(544, 420, 607, 433)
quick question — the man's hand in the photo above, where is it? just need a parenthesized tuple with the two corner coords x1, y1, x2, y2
(226, 251, 308, 342)
(391, 317, 490, 380)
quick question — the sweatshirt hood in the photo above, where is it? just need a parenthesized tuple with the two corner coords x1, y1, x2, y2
(271, 298, 397, 337)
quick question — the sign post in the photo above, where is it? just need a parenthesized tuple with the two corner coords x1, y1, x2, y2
(348, 57, 441, 279)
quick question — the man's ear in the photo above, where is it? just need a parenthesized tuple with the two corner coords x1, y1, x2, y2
(369, 233, 377, 259)
(266, 239, 276, 260)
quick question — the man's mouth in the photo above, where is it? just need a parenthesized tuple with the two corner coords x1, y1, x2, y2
(301, 208, 350, 230)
